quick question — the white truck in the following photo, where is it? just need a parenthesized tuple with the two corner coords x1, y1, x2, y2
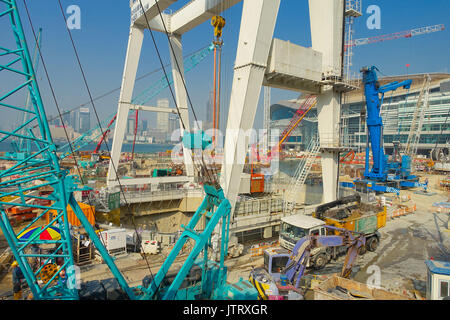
(279, 214, 334, 269)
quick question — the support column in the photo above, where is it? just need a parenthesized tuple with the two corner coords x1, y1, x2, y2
(220, 0, 281, 216)
(107, 26, 144, 186)
(309, 0, 345, 203)
(169, 34, 194, 178)
(317, 90, 342, 203)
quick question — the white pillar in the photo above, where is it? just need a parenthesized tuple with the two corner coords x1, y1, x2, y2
(169, 34, 194, 178)
(309, 0, 345, 203)
(107, 26, 144, 186)
(221, 0, 281, 215)
(317, 90, 342, 203)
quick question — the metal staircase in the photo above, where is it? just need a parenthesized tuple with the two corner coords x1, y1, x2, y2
(284, 136, 320, 212)
(405, 74, 431, 156)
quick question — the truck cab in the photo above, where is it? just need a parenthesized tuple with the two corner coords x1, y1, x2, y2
(279, 214, 327, 251)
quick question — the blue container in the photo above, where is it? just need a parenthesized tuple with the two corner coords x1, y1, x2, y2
(280, 275, 288, 286)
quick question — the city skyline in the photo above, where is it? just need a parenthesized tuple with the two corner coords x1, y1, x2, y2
(1, 1, 449, 139)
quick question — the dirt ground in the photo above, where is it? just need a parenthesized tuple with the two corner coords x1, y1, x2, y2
(0, 173, 448, 299)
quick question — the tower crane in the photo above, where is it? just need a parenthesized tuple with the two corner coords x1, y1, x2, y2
(344, 23, 445, 78)
(346, 24, 445, 50)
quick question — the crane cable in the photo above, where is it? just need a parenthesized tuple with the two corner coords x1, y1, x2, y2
(36, 43, 213, 129)
(137, 0, 218, 186)
(19, 0, 119, 293)
(52, 0, 164, 289)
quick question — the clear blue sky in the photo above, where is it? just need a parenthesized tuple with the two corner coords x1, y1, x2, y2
(1, 0, 449, 132)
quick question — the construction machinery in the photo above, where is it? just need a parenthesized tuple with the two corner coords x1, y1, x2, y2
(344, 66, 427, 195)
(249, 225, 365, 300)
(279, 194, 386, 266)
(0, 0, 256, 301)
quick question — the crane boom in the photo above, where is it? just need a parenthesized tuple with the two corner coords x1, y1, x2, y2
(346, 24, 445, 49)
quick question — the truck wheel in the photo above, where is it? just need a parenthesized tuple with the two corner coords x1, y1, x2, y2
(357, 245, 367, 255)
(313, 254, 328, 270)
(366, 237, 379, 252)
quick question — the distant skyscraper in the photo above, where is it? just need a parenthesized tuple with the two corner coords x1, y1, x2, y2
(79, 108, 90, 133)
(156, 98, 170, 134)
(71, 110, 78, 131)
(141, 119, 148, 133)
(168, 114, 179, 137)
(127, 114, 136, 136)
(62, 109, 71, 127)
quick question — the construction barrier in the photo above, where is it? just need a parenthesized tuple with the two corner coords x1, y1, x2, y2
(436, 179, 450, 191)
(432, 201, 450, 214)
(387, 203, 417, 220)
(249, 241, 279, 257)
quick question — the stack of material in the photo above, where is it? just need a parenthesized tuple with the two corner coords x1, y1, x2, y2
(314, 275, 415, 300)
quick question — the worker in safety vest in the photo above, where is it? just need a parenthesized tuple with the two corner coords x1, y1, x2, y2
(11, 261, 24, 300)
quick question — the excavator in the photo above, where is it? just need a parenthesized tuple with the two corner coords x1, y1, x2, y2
(249, 225, 365, 300)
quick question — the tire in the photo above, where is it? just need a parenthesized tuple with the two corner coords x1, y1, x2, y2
(313, 253, 328, 270)
(357, 245, 367, 255)
(366, 236, 379, 252)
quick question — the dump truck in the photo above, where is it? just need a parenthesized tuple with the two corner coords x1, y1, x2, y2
(279, 194, 386, 269)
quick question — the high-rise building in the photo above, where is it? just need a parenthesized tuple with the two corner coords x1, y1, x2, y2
(141, 119, 148, 133)
(156, 98, 170, 135)
(168, 114, 179, 138)
(61, 109, 71, 128)
(127, 114, 136, 136)
(71, 110, 78, 131)
(79, 108, 90, 133)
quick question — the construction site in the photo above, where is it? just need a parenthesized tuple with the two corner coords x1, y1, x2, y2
(0, 0, 449, 304)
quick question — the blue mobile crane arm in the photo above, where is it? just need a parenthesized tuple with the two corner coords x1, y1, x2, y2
(361, 66, 412, 181)
(283, 226, 365, 288)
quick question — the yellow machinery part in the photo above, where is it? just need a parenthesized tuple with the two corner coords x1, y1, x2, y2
(211, 16, 226, 40)
(249, 275, 270, 300)
(37, 263, 59, 284)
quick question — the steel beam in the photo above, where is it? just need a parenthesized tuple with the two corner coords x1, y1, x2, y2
(107, 26, 144, 186)
(220, 0, 281, 217)
(169, 34, 194, 178)
(168, 0, 242, 35)
(130, 0, 176, 28)
(129, 103, 178, 114)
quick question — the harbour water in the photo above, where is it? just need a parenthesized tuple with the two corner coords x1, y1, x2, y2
(278, 159, 323, 205)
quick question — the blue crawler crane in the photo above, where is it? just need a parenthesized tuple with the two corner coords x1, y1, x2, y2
(346, 66, 427, 195)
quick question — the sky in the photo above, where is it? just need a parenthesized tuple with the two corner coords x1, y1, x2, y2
(1, 0, 449, 134)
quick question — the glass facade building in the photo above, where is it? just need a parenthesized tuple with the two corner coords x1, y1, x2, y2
(270, 73, 450, 155)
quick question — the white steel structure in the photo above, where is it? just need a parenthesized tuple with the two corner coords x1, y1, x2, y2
(343, 0, 362, 80)
(109, 0, 352, 218)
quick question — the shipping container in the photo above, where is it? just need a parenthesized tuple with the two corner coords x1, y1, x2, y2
(47, 202, 95, 227)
